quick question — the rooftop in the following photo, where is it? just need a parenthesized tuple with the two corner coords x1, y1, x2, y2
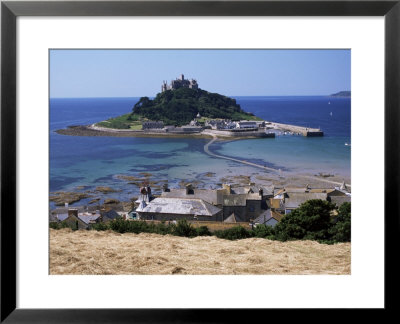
(137, 198, 221, 216)
(284, 192, 328, 209)
(161, 188, 220, 205)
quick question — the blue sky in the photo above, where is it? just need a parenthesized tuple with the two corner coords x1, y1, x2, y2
(50, 49, 350, 98)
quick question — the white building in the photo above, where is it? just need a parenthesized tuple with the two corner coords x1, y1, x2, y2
(236, 121, 258, 129)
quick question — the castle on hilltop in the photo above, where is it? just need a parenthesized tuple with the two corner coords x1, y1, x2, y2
(161, 74, 198, 92)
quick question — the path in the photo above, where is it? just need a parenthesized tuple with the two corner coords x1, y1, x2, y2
(203, 135, 351, 188)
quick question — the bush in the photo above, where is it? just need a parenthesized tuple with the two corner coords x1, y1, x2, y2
(253, 224, 275, 238)
(91, 222, 109, 231)
(151, 221, 172, 235)
(195, 226, 212, 236)
(173, 219, 197, 237)
(50, 221, 76, 230)
(329, 202, 351, 242)
(108, 218, 150, 234)
(214, 226, 253, 240)
(49, 222, 60, 229)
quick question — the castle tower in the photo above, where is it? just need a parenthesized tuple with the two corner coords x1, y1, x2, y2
(179, 74, 184, 81)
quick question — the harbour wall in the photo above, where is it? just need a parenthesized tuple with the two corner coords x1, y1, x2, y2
(269, 122, 324, 137)
(207, 129, 275, 138)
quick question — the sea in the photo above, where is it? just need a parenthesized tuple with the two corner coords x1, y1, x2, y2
(50, 96, 351, 208)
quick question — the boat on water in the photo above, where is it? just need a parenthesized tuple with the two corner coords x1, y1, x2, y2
(330, 111, 333, 116)
(345, 143, 351, 146)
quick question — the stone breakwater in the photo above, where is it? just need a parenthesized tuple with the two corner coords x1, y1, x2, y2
(55, 125, 213, 139)
(269, 122, 324, 136)
(55, 125, 274, 139)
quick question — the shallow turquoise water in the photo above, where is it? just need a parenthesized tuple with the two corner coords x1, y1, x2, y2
(50, 96, 351, 207)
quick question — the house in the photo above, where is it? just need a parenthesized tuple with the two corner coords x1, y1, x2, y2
(161, 184, 223, 206)
(205, 120, 226, 130)
(135, 197, 223, 221)
(50, 206, 120, 229)
(235, 121, 258, 129)
(101, 208, 120, 222)
(329, 195, 351, 207)
(270, 186, 351, 215)
(142, 121, 164, 130)
(283, 192, 328, 214)
(224, 213, 238, 223)
(160, 183, 271, 222)
(61, 208, 101, 230)
(254, 210, 284, 227)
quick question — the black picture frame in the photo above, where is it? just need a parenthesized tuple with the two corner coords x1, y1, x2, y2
(1, 0, 399, 322)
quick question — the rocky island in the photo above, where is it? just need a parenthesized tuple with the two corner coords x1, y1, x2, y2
(55, 74, 322, 139)
(330, 91, 351, 97)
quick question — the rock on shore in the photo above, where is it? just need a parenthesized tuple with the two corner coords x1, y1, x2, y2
(49, 191, 92, 206)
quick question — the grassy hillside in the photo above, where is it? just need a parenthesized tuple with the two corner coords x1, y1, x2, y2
(50, 229, 351, 275)
(96, 113, 144, 130)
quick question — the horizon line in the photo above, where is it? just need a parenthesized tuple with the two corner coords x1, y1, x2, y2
(50, 93, 351, 99)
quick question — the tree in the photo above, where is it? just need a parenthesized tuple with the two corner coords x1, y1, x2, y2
(274, 199, 336, 241)
(329, 202, 351, 242)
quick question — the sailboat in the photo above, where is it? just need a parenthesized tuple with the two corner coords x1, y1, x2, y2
(330, 111, 333, 116)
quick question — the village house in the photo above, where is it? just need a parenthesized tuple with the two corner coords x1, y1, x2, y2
(134, 183, 273, 222)
(50, 206, 119, 230)
(270, 185, 351, 215)
(253, 209, 284, 227)
(142, 121, 164, 130)
(235, 121, 258, 129)
(135, 197, 222, 221)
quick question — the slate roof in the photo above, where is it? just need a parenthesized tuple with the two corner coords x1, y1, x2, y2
(77, 212, 101, 224)
(253, 210, 271, 224)
(223, 194, 248, 207)
(224, 213, 238, 223)
(101, 209, 119, 221)
(284, 192, 328, 209)
(56, 213, 69, 221)
(138, 198, 221, 216)
(230, 187, 251, 194)
(329, 196, 351, 207)
(309, 188, 335, 194)
(50, 206, 86, 215)
(161, 189, 219, 205)
(231, 186, 273, 196)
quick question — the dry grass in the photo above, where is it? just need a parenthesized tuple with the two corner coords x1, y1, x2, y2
(50, 229, 351, 275)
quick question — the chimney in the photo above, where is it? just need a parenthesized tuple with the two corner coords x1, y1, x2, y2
(223, 184, 231, 194)
(68, 208, 78, 218)
(259, 188, 263, 196)
(162, 183, 170, 192)
(186, 184, 194, 195)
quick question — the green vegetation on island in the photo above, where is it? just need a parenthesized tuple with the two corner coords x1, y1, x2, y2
(96, 88, 261, 129)
(96, 113, 144, 130)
